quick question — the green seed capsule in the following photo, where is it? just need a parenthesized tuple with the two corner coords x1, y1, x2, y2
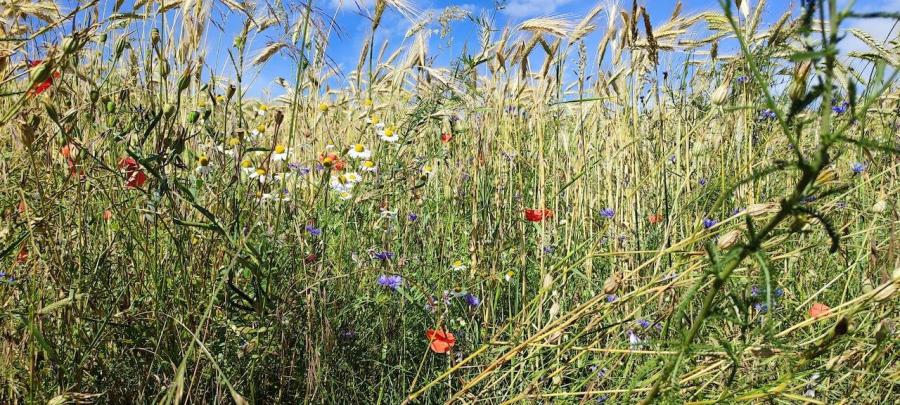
(106, 101, 116, 113)
(187, 111, 199, 123)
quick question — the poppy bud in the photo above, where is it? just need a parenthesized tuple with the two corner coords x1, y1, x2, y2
(29, 61, 53, 88)
(187, 110, 199, 123)
(62, 36, 77, 54)
(177, 67, 192, 93)
(151, 28, 160, 47)
(226, 84, 236, 101)
(99, 33, 107, 43)
(711, 81, 730, 105)
(106, 101, 116, 113)
(114, 36, 129, 59)
(89, 89, 100, 103)
(163, 104, 176, 117)
(160, 60, 170, 77)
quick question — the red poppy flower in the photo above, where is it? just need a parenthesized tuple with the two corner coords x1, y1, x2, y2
(16, 246, 28, 264)
(440, 133, 453, 143)
(425, 329, 455, 354)
(28, 60, 61, 96)
(118, 156, 147, 188)
(808, 303, 831, 319)
(524, 208, 553, 222)
(61, 144, 80, 175)
(648, 214, 663, 224)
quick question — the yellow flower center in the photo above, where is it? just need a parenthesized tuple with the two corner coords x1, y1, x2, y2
(384, 127, 394, 136)
(256, 168, 266, 176)
(198, 156, 209, 166)
(228, 137, 241, 146)
(322, 156, 334, 166)
(354, 144, 365, 153)
(256, 124, 266, 133)
(318, 102, 329, 112)
(370, 116, 380, 124)
(363, 160, 374, 168)
(338, 175, 347, 184)
(364, 98, 373, 107)
(274, 145, 286, 154)
(241, 159, 253, 168)
(259, 104, 268, 111)
(424, 165, 432, 173)
(340, 191, 351, 199)
(453, 260, 462, 267)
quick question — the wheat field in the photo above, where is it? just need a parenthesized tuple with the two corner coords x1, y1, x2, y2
(1, 0, 899, 403)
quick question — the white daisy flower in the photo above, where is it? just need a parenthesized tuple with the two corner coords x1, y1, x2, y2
(343, 172, 362, 184)
(451, 260, 466, 272)
(256, 104, 269, 116)
(421, 164, 435, 177)
(330, 174, 354, 192)
(250, 168, 267, 184)
(240, 159, 255, 174)
(361, 160, 378, 172)
(195, 156, 212, 175)
(504, 271, 515, 282)
(272, 144, 290, 161)
(348, 143, 371, 159)
(250, 124, 266, 138)
(379, 126, 398, 143)
(337, 191, 353, 200)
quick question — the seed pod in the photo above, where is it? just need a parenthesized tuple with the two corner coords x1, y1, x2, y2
(29, 62, 53, 88)
(163, 104, 176, 117)
(187, 110, 199, 123)
(62, 36, 77, 54)
(114, 36, 129, 59)
(160, 60, 170, 77)
(603, 272, 622, 294)
(711, 81, 730, 105)
(717, 229, 742, 249)
(89, 89, 100, 103)
(99, 33, 107, 43)
(274, 110, 284, 125)
(226, 84, 236, 101)
(151, 28, 160, 47)
(106, 101, 116, 113)
(177, 67, 192, 93)
(788, 61, 811, 102)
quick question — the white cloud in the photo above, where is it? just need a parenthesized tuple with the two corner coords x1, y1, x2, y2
(500, 0, 578, 19)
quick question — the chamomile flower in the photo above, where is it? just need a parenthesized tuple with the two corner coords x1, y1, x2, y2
(451, 260, 467, 272)
(240, 159, 255, 174)
(216, 137, 241, 156)
(272, 144, 290, 161)
(337, 191, 353, 200)
(256, 104, 269, 116)
(361, 160, 378, 172)
(251, 124, 266, 138)
(421, 164, 435, 177)
(330, 174, 355, 192)
(343, 172, 362, 184)
(195, 155, 212, 175)
(348, 143, 372, 159)
(318, 102, 329, 112)
(379, 126, 398, 143)
(250, 168, 267, 184)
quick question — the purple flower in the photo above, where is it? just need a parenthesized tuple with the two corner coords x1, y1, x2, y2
(736, 75, 749, 84)
(702, 218, 718, 229)
(851, 162, 865, 175)
(699, 178, 707, 186)
(636, 319, 651, 328)
(289, 163, 311, 175)
(801, 195, 817, 204)
(377, 274, 403, 291)
(407, 213, 418, 222)
(750, 285, 760, 297)
(606, 294, 618, 303)
(759, 109, 777, 120)
(732, 207, 744, 216)
(774, 287, 784, 298)
(463, 293, 481, 307)
(754, 303, 769, 313)
(305, 224, 321, 237)
(832, 101, 849, 115)
(373, 251, 394, 261)
(543, 245, 556, 255)
(600, 208, 615, 219)
(628, 330, 642, 347)
(668, 155, 676, 164)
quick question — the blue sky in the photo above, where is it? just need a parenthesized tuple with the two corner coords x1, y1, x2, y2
(61, 0, 899, 98)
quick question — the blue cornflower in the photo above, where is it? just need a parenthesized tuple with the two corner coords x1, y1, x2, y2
(596, 395, 609, 404)
(463, 293, 481, 307)
(373, 251, 395, 261)
(732, 207, 745, 216)
(407, 213, 419, 222)
(305, 224, 321, 237)
(759, 109, 777, 120)
(832, 101, 849, 115)
(702, 218, 718, 229)
(668, 155, 676, 164)
(736, 75, 749, 84)
(637, 319, 651, 328)
(377, 274, 403, 291)
(288, 163, 311, 175)
(851, 162, 865, 175)
(543, 245, 556, 255)
(699, 178, 707, 186)
(606, 294, 618, 303)
(774, 287, 784, 298)
(754, 303, 769, 313)
(750, 286, 760, 297)
(600, 208, 615, 219)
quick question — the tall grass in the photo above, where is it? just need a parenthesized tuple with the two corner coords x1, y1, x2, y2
(1, 0, 898, 403)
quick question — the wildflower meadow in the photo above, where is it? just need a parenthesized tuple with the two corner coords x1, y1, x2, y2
(1, 0, 899, 403)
